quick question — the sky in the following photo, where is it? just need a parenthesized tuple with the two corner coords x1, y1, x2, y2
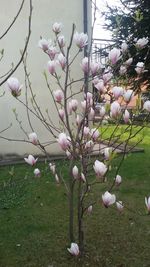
(93, 0, 121, 40)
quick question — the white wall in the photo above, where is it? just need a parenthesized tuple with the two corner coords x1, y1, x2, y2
(0, 0, 91, 157)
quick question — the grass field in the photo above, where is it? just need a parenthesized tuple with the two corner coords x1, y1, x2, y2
(0, 126, 150, 267)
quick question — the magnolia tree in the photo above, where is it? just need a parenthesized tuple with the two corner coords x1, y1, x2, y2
(5, 20, 150, 256)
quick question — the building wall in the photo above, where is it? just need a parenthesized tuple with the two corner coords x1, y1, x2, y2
(0, 0, 91, 157)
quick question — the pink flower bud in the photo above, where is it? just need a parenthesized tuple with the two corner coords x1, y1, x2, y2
(55, 174, 60, 183)
(58, 109, 65, 120)
(49, 163, 56, 174)
(136, 37, 148, 49)
(7, 77, 22, 97)
(47, 60, 57, 74)
(123, 109, 130, 123)
(121, 42, 128, 53)
(112, 86, 124, 99)
(90, 128, 99, 141)
(108, 48, 121, 64)
(81, 100, 87, 111)
(58, 53, 66, 69)
(90, 62, 101, 75)
(58, 35, 65, 47)
(95, 79, 105, 93)
(102, 191, 116, 207)
(67, 243, 79, 256)
(87, 205, 93, 214)
(103, 72, 113, 84)
(66, 150, 72, 159)
(28, 132, 38, 145)
(24, 155, 38, 166)
(76, 115, 81, 126)
(70, 99, 78, 112)
(145, 196, 150, 213)
(125, 58, 133, 66)
(85, 140, 94, 150)
(52, 22, 62, 34)
(81, 57, 90, 73)
(53, 89, 64, 103)
(143, 100, 150, 112)
(38, 38, 50, 52)
(115, 174, 122, 186)
(119, 65, 127, 75)
(123, 90, 134, 102)
(110, 101, 121, 118)
(93, 160, 107, 178)
(72, 165, 79, 179)
(104, 147, 112, 160)
(116, 201, 124, 212)
(89, 107, 95, 120)
(83, 126, 90, 137)
(57, 133, 69, 151)
(81, 172, 86, 182)
(135, 62, 145, 75)
(34, 168, 41, 177)
(47, 46, 58, 60)
(73, 32, 88, 49)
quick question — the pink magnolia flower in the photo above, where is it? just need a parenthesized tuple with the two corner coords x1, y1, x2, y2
(28, 132, 38, 145)
(93, 160, 107, 178)
(49, 163, 56, 174)
(76, 115, 81, 126)
(7, 77, 22, 97)
(53, 89, 64, 103)
(125, 58, 133, 66)
(34, 168, 41, 177)
(136, 37, 148, 49)
(103, 72, 113, 84)
(95, 79, 105, 93)
(116, 201, 124, 212)
(58, 109, 65, 120)
(89, 107, 95, 120)
(58, 35, 65, 47)
(67, 243, 79, 256)
(143, 101, 150, 112)
(84, 92, 93, 107)
(104, 147, 112, 160)
(135, 62, 145, 75)
(81, 100, 87, 111)
(115, 174, 122, 186)
(69, 99, 78, 112)
(90, 62, 101, 75)
(83, 126, 90, 137)
(52, 22, 62, 34)
(121, 42, 128, 53)
(119, 65, 127, 75)
(102, 191, 116, 207)
(24, 155, 38, 166)
(145, 196, 150, 213)
(90, 128, 100, 141)
(81, 57, 90, 73)
(110, 101, 121, 118)
(108, 48, 121, 64)
(123, 109, 130, 123)
(112, 86, 124, 99)
(57, 132, 69, 151)
(47, 46, 58, 60)
(58, 53, 66, 69)
(123, 90, 134, 102)
(85, 140, 94, 150)
(73, 32, 88, 49)
(47, 60, 57, 74)
(38, 38, 50, 52)
(72, 166, 79, 179)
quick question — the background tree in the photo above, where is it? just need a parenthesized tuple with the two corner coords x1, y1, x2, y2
(103, 0, 150, 91)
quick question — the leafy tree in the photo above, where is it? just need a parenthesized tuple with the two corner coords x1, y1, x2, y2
(103, 0, 150, 90)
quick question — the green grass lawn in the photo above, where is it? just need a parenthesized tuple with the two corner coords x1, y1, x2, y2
(0, 127, 150, 267)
